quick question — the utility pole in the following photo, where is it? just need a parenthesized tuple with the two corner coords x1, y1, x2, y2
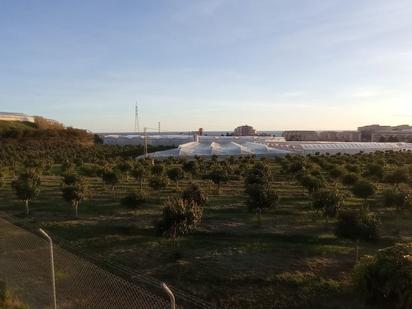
(144, 127, 148, 156)
(135, 103, 140, 133)
(158, 122, 161, 134)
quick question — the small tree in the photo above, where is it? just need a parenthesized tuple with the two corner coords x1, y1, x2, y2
(352, 180, 376, 209)
(120, 191, 147, 215)
(148, 176, 168, 191)
(384, 168, 410, 188)
(102, 170, 120, 193)
(182, 161, 199, 180)
(204, 169, 229, 194)
(12, 171, 41, 215)
(62, 180, 89, 217)
(383, 186, 411, 234)
(151, 164, 165, 176)
(167, 167, 185, 190)
(312, 188, 343, 225)
(353, 243, 412, 308)
(299, 174, 323, 194)
(117, 161, 133, 181)
(131, 166, 147, 189)
(335, 210, 380, 262)
(181, 183, 207, 207)
(62, 173, 82, 186)
(246, 183, 279, 224)
(156, 198, 203, 241)
(341, 173, 359, 187)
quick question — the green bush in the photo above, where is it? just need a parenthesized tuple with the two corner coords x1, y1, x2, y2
(181, 183, 207, 206)
(335, 210, 380, 241)
(353, 243, 412, 308)
(156, 198, 203, 240)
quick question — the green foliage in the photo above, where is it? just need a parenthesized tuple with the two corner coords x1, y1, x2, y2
(204, 168, 229, 192)
(245, 162, 278, 216)
(246, 183, 279, 213)
(352, 180, 375, 201)
(341, 173, 359, 186)
(181, 183, 207, 207)
(62, 173, 82, 186)
(151, 164, 165, 176)
(62, 179, 89, 217)
(166, 166, 185, 189)
(148, 176, 168, 191)
(312, 188, 343, 220)
(102, 169, 120, 190)
(11, 170, 41, 214)
(156, 198, 203, 240)
(299, 174, 323, 194)
(353, 243, 412, 308)
(335, 210, 380, 241)
(383, 186, 412, 211)
(384, 168, 410, 185)
(120, 191, 147, 213)
(364, 163, 384, 180)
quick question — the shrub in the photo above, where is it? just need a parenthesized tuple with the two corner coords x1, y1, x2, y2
(121, 191, 147, 214)
(352, 180, 376, 204)
(167, 166, 185, 189)
(335, 210, 380, 242)
(341, 173, 359, 186)
(156, 198, 203, 240)
(181, 183, 207, 206)
(148, 176, 168, 191)
(312, 188, 343, 223)
(246, 183, 279, 215)
(353, 243, 412, 308)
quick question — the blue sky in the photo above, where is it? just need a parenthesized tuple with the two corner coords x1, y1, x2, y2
(1, 0, 411, 132)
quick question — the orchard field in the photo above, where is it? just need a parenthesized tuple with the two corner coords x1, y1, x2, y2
(1, 141, 412, 308)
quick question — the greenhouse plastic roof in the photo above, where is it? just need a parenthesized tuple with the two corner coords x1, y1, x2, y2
(142, 141, 412, 158)
(141, 141, 292, 158)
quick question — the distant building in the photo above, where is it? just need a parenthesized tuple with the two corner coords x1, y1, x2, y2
(319, 131, 360, 142)
(234, 125, 256, 136)
(0, 112, 35, 123)
(282, 131, 319, 141)
(358, 124, 412, 142)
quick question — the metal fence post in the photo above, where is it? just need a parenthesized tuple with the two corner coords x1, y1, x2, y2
(39, 228, 57, 309)
(161, 283, 176, 309)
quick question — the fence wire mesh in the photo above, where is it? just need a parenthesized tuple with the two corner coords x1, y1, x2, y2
(0, 217, 215, 309)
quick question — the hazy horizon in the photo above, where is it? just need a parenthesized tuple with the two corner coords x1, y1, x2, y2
(1, 0, 411, 132)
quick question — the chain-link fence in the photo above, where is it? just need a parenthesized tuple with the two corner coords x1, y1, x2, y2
(0, 217, 215, 309)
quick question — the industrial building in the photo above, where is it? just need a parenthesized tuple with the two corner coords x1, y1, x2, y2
(0, 112, 35, 123)
(358, 124, 412, 142)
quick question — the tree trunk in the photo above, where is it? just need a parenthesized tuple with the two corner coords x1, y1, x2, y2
(257, 208, 262, 226)
(25, 199, 30, 216)
(140, 179, 143, 190)
(355, 240, 359, 263)
(74, 202, 79, 218)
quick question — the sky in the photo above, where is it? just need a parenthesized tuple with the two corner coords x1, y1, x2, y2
(0, 0, 412, 132)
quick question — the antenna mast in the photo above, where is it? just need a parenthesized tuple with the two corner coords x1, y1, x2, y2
(135, 103, 140, 133)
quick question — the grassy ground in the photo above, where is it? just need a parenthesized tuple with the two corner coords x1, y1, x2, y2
(0, 164, 410, 308)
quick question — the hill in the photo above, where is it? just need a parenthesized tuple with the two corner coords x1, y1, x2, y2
(0, 119, 94, 144)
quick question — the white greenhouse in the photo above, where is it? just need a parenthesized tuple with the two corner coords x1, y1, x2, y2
(141, 141, 412, 158)
(139, 141, 292, 158)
